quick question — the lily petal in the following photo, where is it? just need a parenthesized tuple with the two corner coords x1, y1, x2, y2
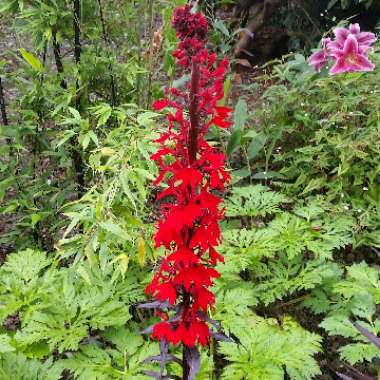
(354, 54, 375, 72)
(329, 57, 347, 75)
(357, 32, 377, 46)
(334, 27, 349, 47)
(308, 50, 327, 71)
(349, 23, 360, 34)
(343, 34, 359, 55)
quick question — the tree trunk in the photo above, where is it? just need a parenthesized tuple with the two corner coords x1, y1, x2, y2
(234, 0, 283, 57)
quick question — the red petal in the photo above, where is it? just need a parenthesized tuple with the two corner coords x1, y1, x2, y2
(153, 99, 169, 111)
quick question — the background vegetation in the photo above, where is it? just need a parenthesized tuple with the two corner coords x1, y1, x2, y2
(1, 0, 380, 379)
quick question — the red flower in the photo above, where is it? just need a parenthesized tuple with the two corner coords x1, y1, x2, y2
(146, 5, 231, 351)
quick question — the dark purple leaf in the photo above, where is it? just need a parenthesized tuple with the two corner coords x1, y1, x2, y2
(197, 311, 220, 329)
(184, 346, 200, 380)
(144, 354, 182, 366)
(371, 247, 380, 258)
(141, 324, 155, 334)
(336, 373, 354, 380)
(159, 339, 168, 376)
(212, 331, 235, 343)
(342, 361, 375, 380)
(141, 370, 162, 379)
(141, 370, 180, 380)
(353, 322, 380, 349)
(137, 301, 169, 310)
(197, 312, 234, 342)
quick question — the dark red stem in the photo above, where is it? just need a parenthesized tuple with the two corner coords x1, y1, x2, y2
(188, 59, 200, 164)
(183, 60, 200, 376)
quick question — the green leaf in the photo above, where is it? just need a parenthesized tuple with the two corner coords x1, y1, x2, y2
(137, 111, 159, 125)
(55, 130, 76, 148)
(120, 170, 137, 211)
(227, 129, 243, 156)
(99, 221, 130, 242)
(327, 0, 339, 9)
(213, 19, 230, 37)
(19, 48, 42, 71)
(31, 213, 42, 228)
(233, 98, 248, 131)
(0, 335, 15, 353)
(247, 131, 266, 160)
(252, 170, 284, 179)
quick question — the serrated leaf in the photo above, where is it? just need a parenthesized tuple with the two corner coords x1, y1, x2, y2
(99, 221, 129, 242)
(0, 335, 15, 353)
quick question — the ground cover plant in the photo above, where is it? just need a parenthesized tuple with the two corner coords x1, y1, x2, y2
(1, 1, 380, 379)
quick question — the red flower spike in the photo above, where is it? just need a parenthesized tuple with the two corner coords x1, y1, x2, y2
(145, 4, 231, 355)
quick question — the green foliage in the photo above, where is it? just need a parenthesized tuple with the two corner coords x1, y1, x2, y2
(305, 262, 380, 366)
(220, 186, 354, 306)
(217, 40, 380, 375)
(0, 353, 62, 380)
(219, 315, 322, 380)
(0, 249, 147, 378)
(225, 185, 289, 218)
(327, 0, 374, 10)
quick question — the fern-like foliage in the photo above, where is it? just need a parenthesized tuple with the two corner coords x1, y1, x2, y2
(226, 185, 290, 218)
(0, 353, 62, 380)
(219, 314, 322, 380)
(60, 325, 159, 379)
(0, 249, 51, 324)
(221, 190, 354, 307)
(314, 262, 380, 365)
(0, 250, 148, 378)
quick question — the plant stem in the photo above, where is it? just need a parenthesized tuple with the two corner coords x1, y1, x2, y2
(73, 0, 81, 110)
(0, 76, 12, 155)
(188, 60, 200, 164)
(182, 59, 201, 377)
(0, 77, 9, 127)
(72, 0, 85, 195)
(182, 346, 190, 380)
(182, 290, 191, 380)
(97, 0, 117, 106)
(52, 27, 67, 89)
(145, 0, 154, 108)
(135, 0, 145, 107)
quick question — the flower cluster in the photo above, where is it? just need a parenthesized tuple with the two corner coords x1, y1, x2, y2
(145, 5, 231, 349)
(308, 23, 376, 74)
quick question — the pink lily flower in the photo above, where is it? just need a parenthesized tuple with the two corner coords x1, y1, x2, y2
(331, 23, 376, 50)
(308, 38, 331, 72)
(329, 34, 375, 75)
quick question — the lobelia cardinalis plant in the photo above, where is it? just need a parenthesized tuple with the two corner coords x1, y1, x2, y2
(308, 23, 377, 74)
(139, 4, 232, 380)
